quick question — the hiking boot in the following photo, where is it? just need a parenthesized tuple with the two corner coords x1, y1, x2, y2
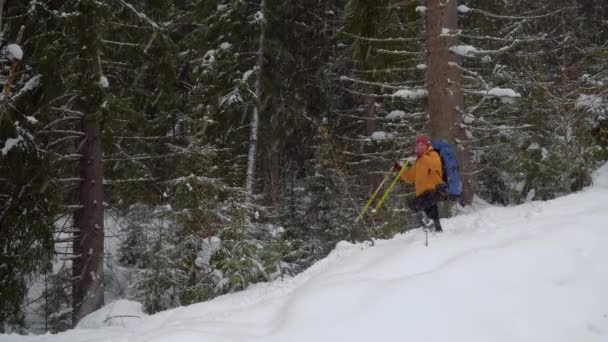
(433, 220, 443, 233)
(417, 212, 434, 229)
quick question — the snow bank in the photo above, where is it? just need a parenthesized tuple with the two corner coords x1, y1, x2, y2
(76, 300, 147, 330)
(4, 164, 608, 342)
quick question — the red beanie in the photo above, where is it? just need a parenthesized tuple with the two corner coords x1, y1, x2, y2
(415, 136, 429, 146)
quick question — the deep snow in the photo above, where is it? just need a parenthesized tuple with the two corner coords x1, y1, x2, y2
(3, 165, 608, 342)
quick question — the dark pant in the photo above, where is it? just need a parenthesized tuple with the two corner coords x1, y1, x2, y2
(409, 191, 443, 231)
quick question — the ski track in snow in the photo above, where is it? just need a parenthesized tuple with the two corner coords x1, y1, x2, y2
(2, 165, 608, 342)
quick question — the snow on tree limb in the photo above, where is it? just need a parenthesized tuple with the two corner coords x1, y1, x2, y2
(339, 76, 416, 90)
(466, 87, 522, 98)
(1, 136, 23, 156)
(339, 31, 420, 43)
(450, 40, 521, 56)
(392, 88, 428, 99)
(377, 48, 424, 56)
(5, 44, 23, 61)
(11, 74, 42, 100)
(457, 6, 573, 20)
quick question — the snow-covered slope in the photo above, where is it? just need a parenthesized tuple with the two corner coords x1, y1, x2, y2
(3, 165, 608, 342)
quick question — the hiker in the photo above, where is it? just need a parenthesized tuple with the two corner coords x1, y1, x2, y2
(393, 136, 446, 232)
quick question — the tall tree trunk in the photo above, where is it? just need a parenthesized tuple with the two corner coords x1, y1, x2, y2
(245, 0, 266, 204)
(72, 119, 104, 326)
(0, 0, 5, 32)
(426, 0, 474, 205)
(72, 0, 105, 326)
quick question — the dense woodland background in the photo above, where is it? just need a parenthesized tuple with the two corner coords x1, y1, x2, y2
(0, 0, 606, 334)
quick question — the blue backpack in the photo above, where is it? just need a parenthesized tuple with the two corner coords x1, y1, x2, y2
(430, 139, 462, 199)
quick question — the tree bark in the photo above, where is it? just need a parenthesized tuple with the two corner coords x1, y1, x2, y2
(426, 0, 474, 205)
(72, 0, 105, 326)
(72, 119, 104, 326)
(245, 0, 266, 204)
(0, 0, 5, 31)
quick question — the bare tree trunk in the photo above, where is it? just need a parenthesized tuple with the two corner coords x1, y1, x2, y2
(72, 0, 105, 326)
(245, 0, 266, 204)
(0, 0, 5, 32)
(72, 119, 104, 326)
(426, 0, 474, 205)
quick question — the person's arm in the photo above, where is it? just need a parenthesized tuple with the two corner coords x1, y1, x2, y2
(399, 163, 415, 184)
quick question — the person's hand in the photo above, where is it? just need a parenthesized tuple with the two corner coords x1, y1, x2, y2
(393, 161, 402, 172)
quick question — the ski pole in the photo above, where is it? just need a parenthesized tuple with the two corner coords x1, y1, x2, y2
(355, 168, 392, 223)
(374, 161, 410, 212)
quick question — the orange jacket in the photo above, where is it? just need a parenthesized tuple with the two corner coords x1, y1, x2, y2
(399, 147, 443, 196)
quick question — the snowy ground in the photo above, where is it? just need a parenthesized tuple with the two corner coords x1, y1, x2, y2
(3, 165, 608, 342)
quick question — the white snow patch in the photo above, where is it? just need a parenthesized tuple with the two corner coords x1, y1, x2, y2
(98, 76, 109, 88)
(416, 64, 427, 70)
(2, 136, 23, 156)
(242, 68, 255, 82)
(415, 6, 427, 14)
(5, 44, 23, 60)
(219, 88, 242, 107)
(25, 116, 38, 124)
(576, 94, 604, 114)
(370, 131, 393, 141)
(541, 147, 549, 160)
(485, 87, 521, 98)
(13, 74, 42, 99)
(392, 88, 428, 99)
(219, 42, 232, 50)
(217, 4, 228, 12)
(76, 300, 147, 329)
(385, 110, 406, 120)
(463, 114, 475, 124)
(525, 189, 536, 202)
(450, 45, 478, 56)
(253, 11, 264, 23)
(457, 5, 471, 13)
(527, 142, 540, 150)
(202, 49, 216, 66)
(195, 236, 222, 268)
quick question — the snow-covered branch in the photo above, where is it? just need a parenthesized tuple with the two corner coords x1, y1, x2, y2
(460, 6, 573, 20)
(449, 40, 521, 57)
(339, 76, 417, 90)
(340, 31, 421, 43)
(465, 88, 522, 98)
(376, 49, 424, 56)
